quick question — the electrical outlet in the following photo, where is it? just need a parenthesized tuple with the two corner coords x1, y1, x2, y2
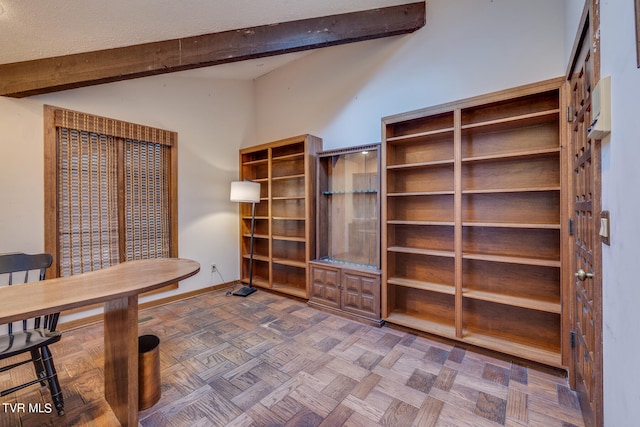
(211, 264, 217, 273)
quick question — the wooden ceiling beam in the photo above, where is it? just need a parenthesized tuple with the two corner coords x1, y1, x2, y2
(0, 2, 425, 98)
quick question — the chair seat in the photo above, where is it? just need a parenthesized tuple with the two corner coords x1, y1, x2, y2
(0, 329, 62, 360)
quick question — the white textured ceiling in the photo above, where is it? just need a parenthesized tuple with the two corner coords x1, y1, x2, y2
(0, 0, 411, 79)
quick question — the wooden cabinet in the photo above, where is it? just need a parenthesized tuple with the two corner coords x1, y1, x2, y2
(239, 135, 322, 299)
(309, 144, 382, 325)
(382, 78, 568, 367)
(309, 261, 381, 325)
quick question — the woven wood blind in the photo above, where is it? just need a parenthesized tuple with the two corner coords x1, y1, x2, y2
(46, 106, 177, 278)
(58, 128, 120, 276)
(124, 139, 170, 260)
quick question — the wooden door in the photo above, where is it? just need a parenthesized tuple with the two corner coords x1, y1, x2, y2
(567, 2, 603, 426)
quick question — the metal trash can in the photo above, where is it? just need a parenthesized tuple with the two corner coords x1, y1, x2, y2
(138, 335, 161, 410)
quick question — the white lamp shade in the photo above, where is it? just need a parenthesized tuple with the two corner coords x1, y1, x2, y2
(230, 181, 261, 203)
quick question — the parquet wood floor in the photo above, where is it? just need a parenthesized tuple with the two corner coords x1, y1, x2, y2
(1, 290, 585, 426)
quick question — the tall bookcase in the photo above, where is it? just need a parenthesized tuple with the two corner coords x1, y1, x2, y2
(381, 78, 568, 367)
(239, 134, 322, 299)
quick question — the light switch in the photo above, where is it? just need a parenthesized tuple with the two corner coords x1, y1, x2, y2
(599, 218, 608, 237)
(600, 211, 610, 245)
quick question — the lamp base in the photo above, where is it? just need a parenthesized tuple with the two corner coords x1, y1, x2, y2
(232, 286, 257, 297)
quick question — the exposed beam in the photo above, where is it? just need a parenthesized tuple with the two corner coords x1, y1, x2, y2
(0, 2, 425, 98)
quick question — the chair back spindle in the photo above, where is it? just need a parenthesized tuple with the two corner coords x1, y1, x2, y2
(0, 253, 54, 332)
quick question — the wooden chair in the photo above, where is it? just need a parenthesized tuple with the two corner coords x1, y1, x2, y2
(0, 253, 64, 416)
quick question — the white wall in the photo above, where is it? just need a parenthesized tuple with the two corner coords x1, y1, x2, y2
(255, 0, 567, 150)
(0, 72, 255, 322)
(565, 0, 586, 63)
(599, 1, 640, 425)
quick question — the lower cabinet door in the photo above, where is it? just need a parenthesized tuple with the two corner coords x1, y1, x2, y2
(309, 264, 341, 309)
(342, 270, 380, 319)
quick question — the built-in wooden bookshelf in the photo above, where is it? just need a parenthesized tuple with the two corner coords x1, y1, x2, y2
(239, 135, 322, 299)
(381, 78, 568, 367)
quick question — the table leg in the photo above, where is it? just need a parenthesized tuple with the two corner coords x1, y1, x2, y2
(104, 296, 139, 426)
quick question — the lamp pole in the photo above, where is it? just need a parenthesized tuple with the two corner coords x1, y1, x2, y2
(248, 201, 256, 289)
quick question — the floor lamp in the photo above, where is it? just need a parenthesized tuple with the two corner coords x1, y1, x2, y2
(230, 180, 261, 297)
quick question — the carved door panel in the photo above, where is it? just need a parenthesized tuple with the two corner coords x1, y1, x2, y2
(567, 4, 603, 426)
(309, 264, 341, 309)
(342, 270, 380, 319)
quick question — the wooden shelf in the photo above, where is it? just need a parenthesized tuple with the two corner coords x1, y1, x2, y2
(323, 190, 378, 195)
(462, 147, 560, 164)
(463, 290, 560, 314)
(242, 158, 269, 166)
(388, 191, 455, 197)
(462, 252, 560, 268)
(387, 194, 454, 224)
(462, 187, 560, 194)
(242, 233, 269, 240)
(387, 159, 454, 169)
(241, 277, 270, 288)
(272, 173, 305, 181)
(243, 216, 269, 221)
(462, 331, 562, 368)
(385, 116, 455, 167)
(272, 258, 307, 269)
(462, 222, 560, 229)
(462, 192, 560, 225)
(384, 310, 563, 367)
(386, 127, 455, 143)
(387, 277, 455, 295)
(461, 109, 560, 132)
(243, 254, 269, 263)
(385, 311, 456, 339)
(272, 235, 306, 243)
(272, 284, 307, 299)
(272, 196, 305, 201)
(238, 135, 322, 298)
(387, 246, 454, 258)
(272, 152, 304, 161)
(382, 79, 566, 367)
(387, 220, 455, 226)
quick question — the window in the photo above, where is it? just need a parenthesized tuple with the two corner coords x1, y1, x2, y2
(44, 105, 178, 278)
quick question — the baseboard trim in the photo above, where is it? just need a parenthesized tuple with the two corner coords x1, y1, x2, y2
(58, 281, 238, 331)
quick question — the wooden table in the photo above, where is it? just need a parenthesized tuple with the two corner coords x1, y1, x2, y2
(0, 258, 200, 426)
